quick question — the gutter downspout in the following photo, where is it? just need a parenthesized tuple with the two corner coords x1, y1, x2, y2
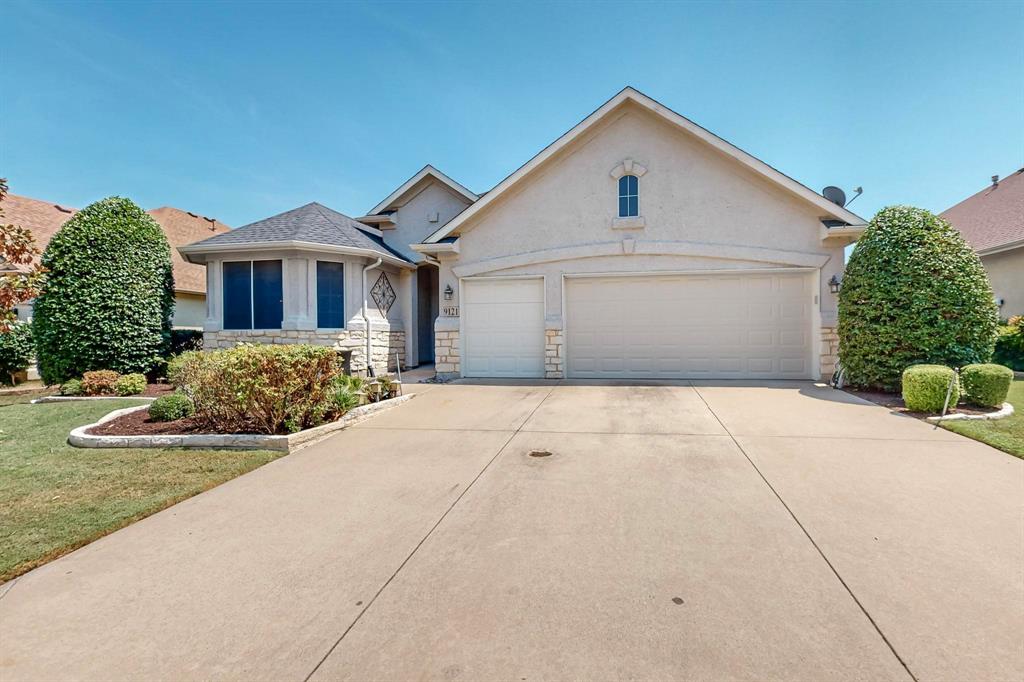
(361, 258, 383, 376)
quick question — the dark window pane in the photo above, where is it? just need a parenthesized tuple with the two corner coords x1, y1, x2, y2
(628, 196, 638, 216)
(619, 197, 630, 217)
(252, 260, 283, 329)
(223, 261, 252, 330)
(626, 175, 638, 195)
(618, 175, 630, 197)
(317, 261, 345, 328)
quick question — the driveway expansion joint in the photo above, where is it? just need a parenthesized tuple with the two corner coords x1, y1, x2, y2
(302, 385, 558, 682)
(689, 383, 920, 682)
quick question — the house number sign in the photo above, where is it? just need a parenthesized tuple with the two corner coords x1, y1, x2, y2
(442, 306, 459, 317)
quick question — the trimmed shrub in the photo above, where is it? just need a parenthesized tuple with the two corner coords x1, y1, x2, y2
(960, 363, 1013, 408)
(993, 317, 1024, 371)
(0, 321, 33, 385)
(81, 370, 120, 396)
(838, 206, 999, 389)
(902, 364, 960, 413)
(113, 372, 147, 396)
(59, 378, 83, 396)
(32, 197, 174, 384)
(170, 344, 342, 434)
(149, 393, 194, 422)
(331, 386, 361, 414)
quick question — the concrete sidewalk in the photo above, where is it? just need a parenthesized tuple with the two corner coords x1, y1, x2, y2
(1, 380, 1021, 681)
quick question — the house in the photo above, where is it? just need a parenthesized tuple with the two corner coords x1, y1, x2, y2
(181, 87, 866, 379)
(940, 168, 1024, 317)
(4, 193, 231, 328)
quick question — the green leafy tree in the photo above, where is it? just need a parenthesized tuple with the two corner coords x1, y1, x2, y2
(33, 197, 174, 383)
(838, 205, 999, 389)
(0, 178, 47, 330)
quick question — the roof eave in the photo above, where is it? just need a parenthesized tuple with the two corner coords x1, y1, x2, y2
(425, 86, 865, 243)
(978, 238, 1024, 257)
(411, 239, 460, 255)
(178, 240, 415, 269)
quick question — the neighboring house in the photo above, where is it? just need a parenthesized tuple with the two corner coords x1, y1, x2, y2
(181, 87, 866, 379)
(940, 168, 1024, 318)
(3, 193, 230, 328)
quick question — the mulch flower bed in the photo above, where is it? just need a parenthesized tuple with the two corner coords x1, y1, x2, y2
(86, 408, 214, 436)
(844, 388, 994, 418)
(140, 383, 176, 398)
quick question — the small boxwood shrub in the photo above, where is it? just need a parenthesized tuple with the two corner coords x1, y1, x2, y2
(59, 378, 83, 396)
(81, 370, 121, 396)
(0, 321, 33, 385)
(838, 206, 999, 389)
(993, 316, 1024, 371)
(959, 363, 1013, 408)
(902, 364, 960, 413)
(32, 197, 174, 384)
(170, 344, 342, 434)
(149, 393, 194, 422)
(114, 372, 147, 396)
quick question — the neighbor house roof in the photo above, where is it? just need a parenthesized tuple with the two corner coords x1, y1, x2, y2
(1, 193, 230, 295)
(940, 168, 1024, 255)
(179, 202, 412, 268)
(424, 86, 866, 244)
(366, 164, 478, 216)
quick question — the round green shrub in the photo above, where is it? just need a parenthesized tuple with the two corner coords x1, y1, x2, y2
(149, 393, 194, 422)
(0, 321, 33, 385)
(838, 206, 999, 389)
(32, 197, 174, 384)
(902, 364, 960, 413)
(114, 372, 147, 396)
(59, 378, 83, 396)
(959, 363, 1013, 408)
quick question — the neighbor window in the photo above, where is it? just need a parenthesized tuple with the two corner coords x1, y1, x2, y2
(618, 174, 638, 217)
(222, 260, 283, 330)
(316, 261, 345, 328)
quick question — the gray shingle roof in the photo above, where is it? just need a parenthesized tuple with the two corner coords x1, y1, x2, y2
(188, 202, 411, 262)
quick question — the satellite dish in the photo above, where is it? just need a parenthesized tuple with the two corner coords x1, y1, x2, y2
(823, 186, 847, 207)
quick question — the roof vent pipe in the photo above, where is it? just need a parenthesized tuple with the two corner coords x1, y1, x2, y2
(361, 258, 383, 377)
(992, 175, 1000, 187)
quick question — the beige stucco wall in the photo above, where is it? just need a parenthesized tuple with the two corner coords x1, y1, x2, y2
(433, 101, 849, 378)
(382, 180, 473, 263)
(172, 292, 206, 329)
(982, 248, 1024, 318)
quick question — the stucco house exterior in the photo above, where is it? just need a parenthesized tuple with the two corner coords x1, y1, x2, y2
(5, 193, 230, 328)
(181, 87, 867, 379)
(940, 168, 1024, 318)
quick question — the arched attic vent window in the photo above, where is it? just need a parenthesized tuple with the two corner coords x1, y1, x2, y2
(609, 159, 647, 219)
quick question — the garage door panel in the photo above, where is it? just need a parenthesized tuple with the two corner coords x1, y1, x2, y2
(462, 278, 545, 378)
(566, 273, 812, 380)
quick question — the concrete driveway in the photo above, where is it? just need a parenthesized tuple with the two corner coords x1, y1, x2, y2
(1, 380, 1021, 681)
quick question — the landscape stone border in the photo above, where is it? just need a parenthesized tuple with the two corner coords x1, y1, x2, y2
(927, 402, 1014, 423)
(68, 394, 415, 452)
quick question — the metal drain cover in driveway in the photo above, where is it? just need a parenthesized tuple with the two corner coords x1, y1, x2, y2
(528, 450, 553, 458)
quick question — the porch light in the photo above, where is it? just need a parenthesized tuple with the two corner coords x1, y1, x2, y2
(828, 275, 842, 294)
(443, 284, 454, 301)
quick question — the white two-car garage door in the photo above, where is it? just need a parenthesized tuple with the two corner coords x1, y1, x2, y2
(566, 272, 813, 380)
(462, 278, 545, 378)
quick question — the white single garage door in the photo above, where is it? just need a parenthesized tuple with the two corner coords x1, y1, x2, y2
(462, 278, 545, 378)
(566, 272, 813, 379)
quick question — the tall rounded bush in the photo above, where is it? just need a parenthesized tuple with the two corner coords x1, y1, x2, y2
(838, 206, 998, 389)
(32, 197, 174, 384)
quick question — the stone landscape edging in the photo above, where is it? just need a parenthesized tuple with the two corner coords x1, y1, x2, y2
(68, 394, 415, 452)
(927, 402, 1014, 423)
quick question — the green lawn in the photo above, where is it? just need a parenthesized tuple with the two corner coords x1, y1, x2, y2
(0, 399, 283, 582)
(941, 379, 1024, 459)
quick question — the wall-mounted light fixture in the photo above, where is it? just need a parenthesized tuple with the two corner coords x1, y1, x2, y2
(443, 284, 454, 301)
(828, 275, 842, 294)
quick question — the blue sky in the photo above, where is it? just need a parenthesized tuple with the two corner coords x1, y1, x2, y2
(2, 0, 1022, 228)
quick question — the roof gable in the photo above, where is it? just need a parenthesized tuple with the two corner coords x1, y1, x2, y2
(368, 165, 477, 215)
(425, 87, 864, 243)
(940, 168, 1024, 254)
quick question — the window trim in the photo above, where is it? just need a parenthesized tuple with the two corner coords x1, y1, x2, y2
(315, 258, 347, 331)
(222, 258, 283, 331)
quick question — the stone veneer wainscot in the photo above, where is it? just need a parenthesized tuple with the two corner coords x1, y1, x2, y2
(204, 326, 405, 374)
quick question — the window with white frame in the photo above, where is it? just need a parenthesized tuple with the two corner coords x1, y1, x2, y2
(222, 260, 283, 330)
(316, 261, 345, 328)
(618, 174, 639, 217)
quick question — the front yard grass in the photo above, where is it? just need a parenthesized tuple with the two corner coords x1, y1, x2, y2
(941, 379, 1024, 459)
(0, 399, 283, 582)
